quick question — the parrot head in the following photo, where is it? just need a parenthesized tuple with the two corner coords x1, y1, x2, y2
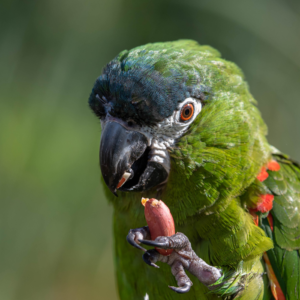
(89, 40, 270, 198)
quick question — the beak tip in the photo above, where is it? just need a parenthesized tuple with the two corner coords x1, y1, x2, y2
(109, 185, 118, 197)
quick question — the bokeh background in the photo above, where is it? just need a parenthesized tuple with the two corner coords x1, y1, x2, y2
(1, 0, 300, 299)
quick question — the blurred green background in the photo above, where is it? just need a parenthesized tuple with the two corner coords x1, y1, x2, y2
(1, 0, 300, 299)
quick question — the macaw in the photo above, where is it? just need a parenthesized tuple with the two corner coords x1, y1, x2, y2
(88, 40, 300, 300)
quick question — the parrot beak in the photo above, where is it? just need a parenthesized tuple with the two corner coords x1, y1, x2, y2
(100, 121, 148, 195)
(100, 121, 169, 195)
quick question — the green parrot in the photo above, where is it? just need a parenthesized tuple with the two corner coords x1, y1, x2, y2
(88, 40, 300, 300)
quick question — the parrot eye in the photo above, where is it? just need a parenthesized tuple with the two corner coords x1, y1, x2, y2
(180, 103, 194, 122)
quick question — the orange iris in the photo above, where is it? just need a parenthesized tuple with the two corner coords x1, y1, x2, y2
(180, 103, 194, 121)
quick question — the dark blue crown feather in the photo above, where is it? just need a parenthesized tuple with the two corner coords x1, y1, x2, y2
(89, 41, 213, 126)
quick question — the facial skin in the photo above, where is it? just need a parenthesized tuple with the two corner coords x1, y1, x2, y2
(94, 93, 202, 194)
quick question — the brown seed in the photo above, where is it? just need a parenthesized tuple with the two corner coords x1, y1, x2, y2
(142, 198, 175, 256)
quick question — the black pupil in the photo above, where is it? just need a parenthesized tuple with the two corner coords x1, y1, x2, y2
(184, 107, 191, 117)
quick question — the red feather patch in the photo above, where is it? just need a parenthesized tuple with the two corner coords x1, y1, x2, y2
(257, 167, 269, 182)
(263, 253, 286, 300)
(257, 194, 274, 213)
(267, 213, 274, 231)
(267, 160, 281, 171)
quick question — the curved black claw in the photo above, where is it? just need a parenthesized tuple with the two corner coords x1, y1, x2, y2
(142, 249, 160, 268)
(169, 282, 192, 294)
(138, 237, 169, 249)
(127, 230, 146, 252)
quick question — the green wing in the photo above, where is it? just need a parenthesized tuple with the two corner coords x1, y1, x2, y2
(261, 151, 300, 300)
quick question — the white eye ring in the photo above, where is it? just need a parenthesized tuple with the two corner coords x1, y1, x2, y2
(175, 98, 202, 124)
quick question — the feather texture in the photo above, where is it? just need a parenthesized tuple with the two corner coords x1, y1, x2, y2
(93, 40, 299, 300)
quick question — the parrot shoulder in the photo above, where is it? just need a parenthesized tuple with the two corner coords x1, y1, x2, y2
(243, 150, 300, 300)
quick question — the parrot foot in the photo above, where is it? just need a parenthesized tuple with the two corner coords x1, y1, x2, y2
(139, 232, 189, 250)
(126, 226, 151, 252)
(141, 249, 193, 293)
(142, 249, 160, 268)
(137, 232, 222, 294)
(168, 282, 192, 294)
